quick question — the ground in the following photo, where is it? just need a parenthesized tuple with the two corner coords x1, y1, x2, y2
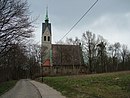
(1, 71, 130, 98)
(0, 79, 66, 98)
(39, 71, 130, 98)
(0, 80, 17, 96)
(0, 79, 41, 98)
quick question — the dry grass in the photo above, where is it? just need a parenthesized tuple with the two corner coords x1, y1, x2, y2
(38, 71, 130, 98)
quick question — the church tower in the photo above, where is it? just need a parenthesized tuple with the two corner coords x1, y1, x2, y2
(41, 7, 52, 65)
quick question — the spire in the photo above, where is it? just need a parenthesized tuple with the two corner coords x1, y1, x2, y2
(45, 6, 49, 22)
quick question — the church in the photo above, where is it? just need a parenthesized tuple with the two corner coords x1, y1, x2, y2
(41, 9, 86, 76)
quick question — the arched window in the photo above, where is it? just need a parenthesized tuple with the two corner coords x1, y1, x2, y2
(44, 36, 46, 41)
(48, 36, 50, 41)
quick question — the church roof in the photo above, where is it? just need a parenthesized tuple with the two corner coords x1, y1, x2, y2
(42, 59, 50, 67)
(42, 23, 51, 35)
(52, 44, 84, 66)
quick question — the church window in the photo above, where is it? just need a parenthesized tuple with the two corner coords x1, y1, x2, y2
(48, 36, 50, 41)
(44, 36, 46, 41)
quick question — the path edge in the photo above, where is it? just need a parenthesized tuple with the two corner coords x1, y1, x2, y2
(28, 80, 42, 98)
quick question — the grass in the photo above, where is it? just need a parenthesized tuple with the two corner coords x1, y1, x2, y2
(0, 80, 17, 96)
(38, 71, 130, 98)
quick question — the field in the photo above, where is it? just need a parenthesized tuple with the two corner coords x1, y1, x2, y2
(39, 71, 130, 98)
(0, 80, 17, 96)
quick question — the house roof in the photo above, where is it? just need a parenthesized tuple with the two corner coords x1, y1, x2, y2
(52, 44, 84, 66)
(42, 59, 50, 67)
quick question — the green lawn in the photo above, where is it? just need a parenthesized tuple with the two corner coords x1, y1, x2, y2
(39, 71, 130, 98)
(0, 80, 17, 96)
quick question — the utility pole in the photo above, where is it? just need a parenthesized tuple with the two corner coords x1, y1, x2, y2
(41, 56, 43, 82)
(41, 47, 43, 82)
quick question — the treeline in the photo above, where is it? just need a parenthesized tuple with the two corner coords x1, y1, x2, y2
(58, 31, 130, 73)
(0, 0, 40, 82)
(0, 43, 41, 82)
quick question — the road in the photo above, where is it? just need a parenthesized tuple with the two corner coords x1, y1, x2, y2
(0, 79, 41, 98)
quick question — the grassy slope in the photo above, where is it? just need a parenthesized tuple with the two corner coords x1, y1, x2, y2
(0, 80, 17, 96)
(39, 71, 130, 98)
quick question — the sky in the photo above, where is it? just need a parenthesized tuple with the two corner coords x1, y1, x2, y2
(27, 0, 130, 48)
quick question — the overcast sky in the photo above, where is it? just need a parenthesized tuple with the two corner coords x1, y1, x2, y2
(27, 0, 130, 48)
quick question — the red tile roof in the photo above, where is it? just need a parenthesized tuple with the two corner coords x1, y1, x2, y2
(42, 59, 51, 67)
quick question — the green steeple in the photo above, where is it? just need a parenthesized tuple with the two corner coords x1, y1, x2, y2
(45, 6, 49, 21)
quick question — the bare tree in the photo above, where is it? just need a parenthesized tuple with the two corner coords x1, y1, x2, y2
(0, 0, 34, 58)
(0, 43, 30, 81)
(120, 44, 129, 70)
(108, 42, 121, 71)
(82, 31, 98, 73)
(114, 42, 121, 71)
(66, 37, 81, 45)
(97, 40, 107, 72)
